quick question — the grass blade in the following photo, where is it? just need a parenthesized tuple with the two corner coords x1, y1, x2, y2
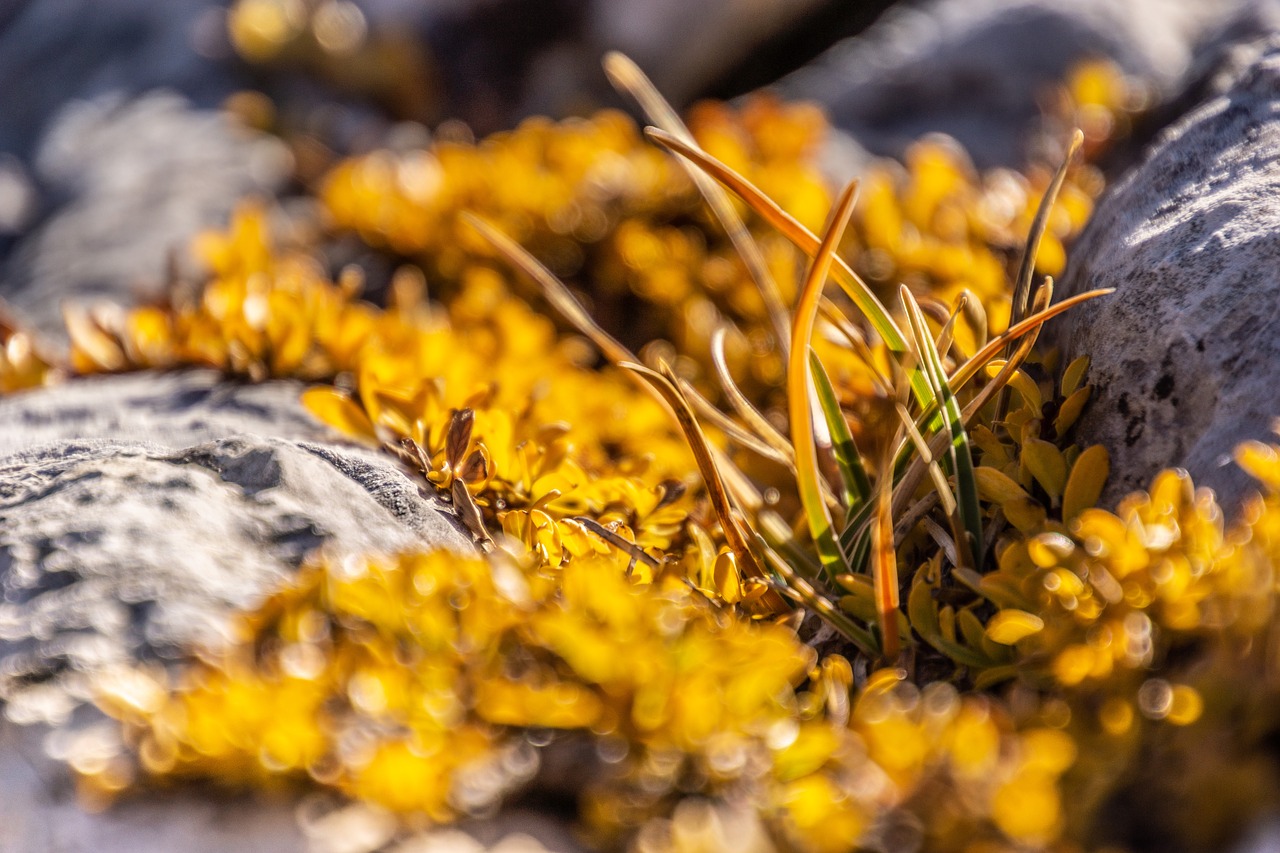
(871, 446, 900, 660)
(710, 326, 795, 461)
(790, 180, 860, 578)
(465, 213, 633, 366)
(900, 287, 983, 571)
(996, 130, 1084, 423)
(470, 211, 799, 474)
(809, 349, 871, 511)
(1010, 130, 1084, 336)
(888, 280, 1055, 525)
(685, 385, 791, 466)
(643, 127, 936, 410)
(606, 53, 792, 352)
(622, 360, 766, 580)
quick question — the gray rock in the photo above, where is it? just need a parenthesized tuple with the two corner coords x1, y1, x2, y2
(776, 0, 1245, 169)
(0, 371, 471, 724)
(0, 93, 291, 343)
(1054, 41, 1280, 513)
(0, 0, 242, 162)
(0, 371, 582, 852)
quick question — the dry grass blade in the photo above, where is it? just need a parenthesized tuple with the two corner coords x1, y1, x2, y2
(605, 52, 792, 352)
(818, 298, 893, 397)
(710, 326, 794, 461)
(708, 443, 765, 515)
(757, 540, 878, 656)
(871, 442, 901, 660)
(1010, 130, 1084, 335)
(623, 360, 765, 579)
(936, 293, 967, 360)
(790, 180, 859, 577)
(892, 400, 955, 517)
(953, 287, 1110, 389)
(464, 213, 632, 365)
(470, 210, 783, 471)
(642, 127, 939, 408)
(685, 385, 791, 466)
(573, 516, 661, 572)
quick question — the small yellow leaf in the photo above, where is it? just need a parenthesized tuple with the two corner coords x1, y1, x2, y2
(1061, 355, 1090, 397)
(908, 573, 941, 637)
(1023, 438, 1068, 500)
(957, 608, 987, 649)
(986, 610, 1045, 645)
(1004, 498, 1049, 534)
(1063, 445, 1110, 521)
(1053, 386, 1091, 435)
(975, 466, 1032, 505)
(65, 305, 126, 372)
(301, 387, 378, 444)
(1005, 369, 1042, 413)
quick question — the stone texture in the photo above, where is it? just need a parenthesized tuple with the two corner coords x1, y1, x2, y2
(0, 0, 242, 163)
(777, 0, 1252, 169)
(1054, 41, 1280, 513)
(0, 371, 471, 724)
(0, 93, 290, 343)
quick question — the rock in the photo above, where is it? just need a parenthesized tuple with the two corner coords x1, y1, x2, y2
(1054, 41, 1280, 513)
(776, 0, 1246, 169)
(0, 0, 242, 163)
(583, 0, 830, 107)
(0, 370, 584, 852)
(0, 93, 290, 343)
(0, 371, 471, 724)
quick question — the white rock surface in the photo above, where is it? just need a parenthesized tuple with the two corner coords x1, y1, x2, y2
(0, 370, 588, 852)
(778, 0, 1262, 168)
(0, 93, 290, 343)
(1055, 40, 1280, 512)
(0, 371, 472, 721)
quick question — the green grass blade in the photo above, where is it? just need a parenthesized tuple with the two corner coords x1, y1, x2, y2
(809, 349, 870, 512)
(758, 539, 879, 657)
(900, 287, 983, 571)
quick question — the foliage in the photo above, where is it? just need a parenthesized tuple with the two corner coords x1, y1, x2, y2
(8, 53, 1275, 853)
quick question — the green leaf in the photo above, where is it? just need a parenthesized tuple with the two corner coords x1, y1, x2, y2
(901, 287, 984, 571)
(809, 349, 871, 513)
